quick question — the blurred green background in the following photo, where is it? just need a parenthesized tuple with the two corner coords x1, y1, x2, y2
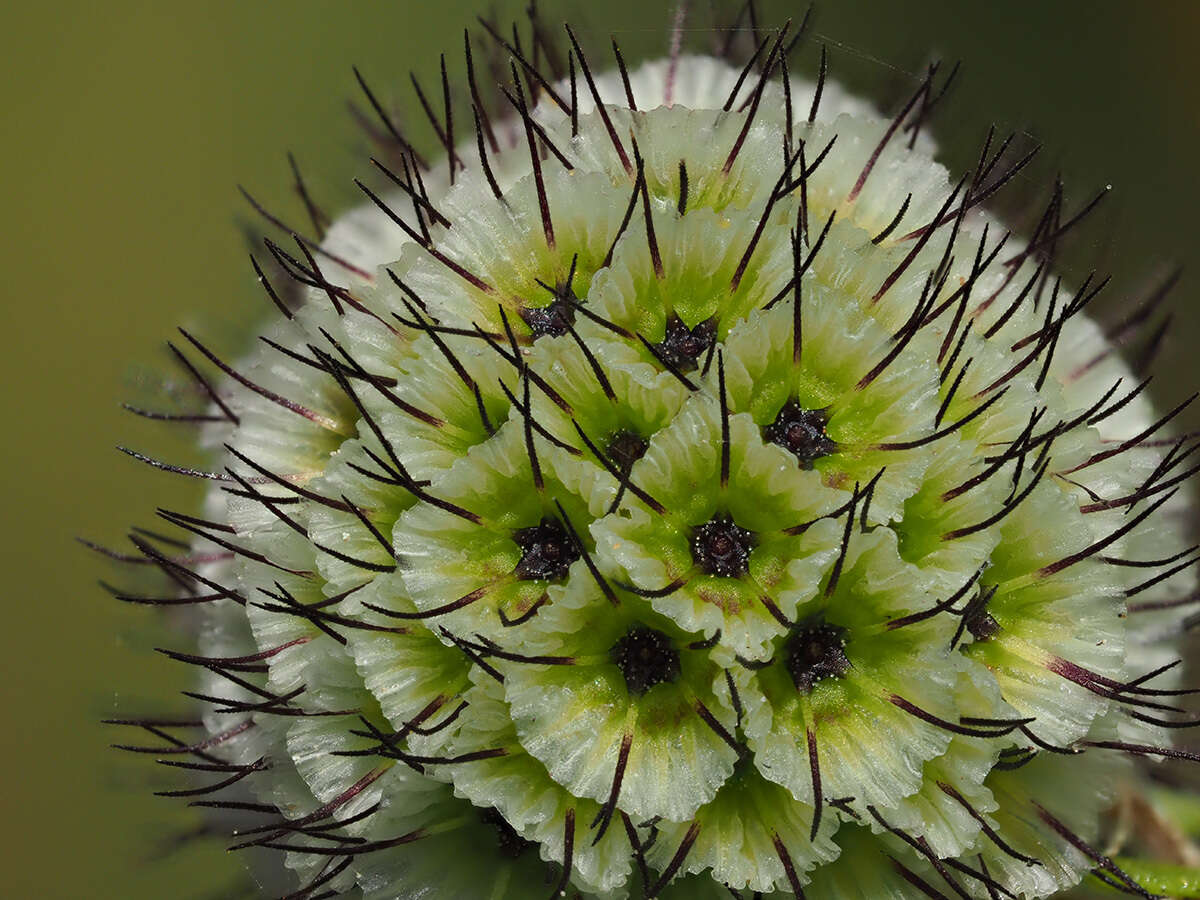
(4, 1, 1200, 896)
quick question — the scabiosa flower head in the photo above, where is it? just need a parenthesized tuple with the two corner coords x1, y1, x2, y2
(104, 7, 1200, 899)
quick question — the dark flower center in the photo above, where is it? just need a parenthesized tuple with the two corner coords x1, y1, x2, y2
(785, 621, 851, 692)
(966, 610, 1001, 642)
(763, 399, 837, 469)
(606, 428, 649, 475)
(691, 517, 755, 577)
(479, 806, 535, 858)
(520, 295, 576, 338)
(610, 626, 681, 695)
(512, 517, 579, 581)
(655, 315, 717, 372)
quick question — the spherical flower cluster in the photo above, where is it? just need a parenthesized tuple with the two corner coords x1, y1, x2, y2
(107, 14, 1199, 900)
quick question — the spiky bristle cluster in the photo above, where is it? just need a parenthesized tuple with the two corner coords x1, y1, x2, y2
(101, 7, 1200, 899)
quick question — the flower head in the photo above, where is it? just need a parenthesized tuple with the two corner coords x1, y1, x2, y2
(105, 9, 1199, 899)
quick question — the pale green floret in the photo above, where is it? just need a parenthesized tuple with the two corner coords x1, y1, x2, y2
(593, 397, 846, 662)
(503, 574, 740, 825)
(738, 530, 971, 811)
(153, 47, 1198, 900)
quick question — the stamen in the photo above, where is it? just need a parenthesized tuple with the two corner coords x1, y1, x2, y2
(610, 626, 681, 695)
(785, 620, 851, 692)
(513, 517, 580, 581)
(653, 315, 717, 373)
(691, 517, 755, 577)
(763, 400, 837, 468)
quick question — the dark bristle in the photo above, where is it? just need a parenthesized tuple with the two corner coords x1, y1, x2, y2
(499, 81, 574, 171)
(1006, 186, 1110, 269)
(934, 359, 971, 428)
(355, 179, 495, 294)
(806, 727, 823, 841)
(722, 24, 788, 174)
(564, 320, 615, 404)
(823, 485, 858, 598)
(369, 156, 452, 229)
(510, 61, 556, 250)
(781, 51, 795, 159)
(890, 694, 1025, 739)
(440, 54, 456, 184)
(1069, 392, 1197, 474)
(779, 132, 839, 198)
(319, 326, 443, 426)
(612, 38, 636, 109)
(1077, 266, 1184, 380)
(1034, 805, 1156, 899)
(548, 809, 575, 900)
(718, 350, 731, 487)
(603, 157, 644, 269)
(721, 33, 767, 112)
(223, 444, 348, 512)
(887, 567, 983, 632)
(873, 175, 966, 304)
(848, 63, 940, 203)
(589, 730, 633, 843)
(772, 832, 807, 896)
(904, 60, 961, 151)
(249, 252, 295, 321)
(551, 498, 618, 606)
(117, 446, 235, 482)
(464, 30, 499, 153)
(717, 0, 750, 60)
(890, 857, 954, 900)
(1134, 313, 1173, 377)
(764, 209, 835, 310)
(573, 420, 665, 515)
(731, 141, 802, 290)
(472, 104, 505, 203)
(872, 193, 912, 245)
(519, 364, 545, 491)
(166, 340, 240, 424)
(868, 807, 978, 900)
(409, 67, 461, 178)
(876, 388, 1008, 452)
(565, 24, 632, 174)
(403, 150, 434, 245)
(353, 65, 427, 169)
(568, 48, 579, 136)
(677, 159, 689, 216)
(907, 141, 1040, 243)
(807, 43, 828, 124)
(943, 452, 1050, 542)
(629, 136, 664, 279)
(476, 15, 570, 114)
(646, 823, 701, 897)
(789, 226, 804, 364)
(285, 151, 329, 241)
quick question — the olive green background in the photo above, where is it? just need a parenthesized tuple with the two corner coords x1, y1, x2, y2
(4, 2, 1200, 897)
